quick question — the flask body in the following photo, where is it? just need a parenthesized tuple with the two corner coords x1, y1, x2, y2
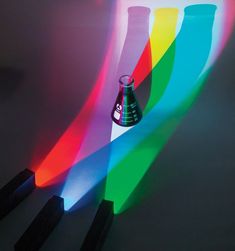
(111, 75, 142, 127)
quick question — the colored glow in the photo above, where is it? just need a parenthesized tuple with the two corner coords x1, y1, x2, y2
(114, 8, 179, 138)
(35, 55, 108, 187)
(34, 0, 226, 188)
(73, 6, 151, 174)
(132, 8, 178, 89)
(144, 8, 179, 113)
(34, 0, 234, 212)
(35, 2, 119, 187)
(35, 4, 151, 187)
(107, 0, 235, 212)
(220, 0, 235, 52)
(61, 4, 219, 212)
(62, 5, 152, 208)
(157, 4, 216, 111)
(105, 75, 209, 214)
(131, 39, 152, 89)
(105, 4, 217, 213)
(150, 9, 179, 72)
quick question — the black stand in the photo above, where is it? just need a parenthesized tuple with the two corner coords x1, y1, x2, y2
(0, 169, 35, 220)
(80, 200, 114, 251)
(15, 195, 64, 251)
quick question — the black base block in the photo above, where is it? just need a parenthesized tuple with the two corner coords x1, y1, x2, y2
(15, 195, 64, 251)
(0, 169, 35, 220)
(80, 200, 114, 251)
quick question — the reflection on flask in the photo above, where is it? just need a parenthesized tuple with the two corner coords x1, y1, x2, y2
(111, 75, 142, 127)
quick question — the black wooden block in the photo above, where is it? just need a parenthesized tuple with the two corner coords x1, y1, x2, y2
(80, 200, 114, 251)
(0, 169, 35, 220)
(15, 195, 64, 251)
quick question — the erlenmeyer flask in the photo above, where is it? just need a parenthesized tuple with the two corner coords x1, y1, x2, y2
(111, 75, 142, 127)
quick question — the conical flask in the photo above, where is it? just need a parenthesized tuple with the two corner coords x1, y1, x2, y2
(111, 75, 142, 127)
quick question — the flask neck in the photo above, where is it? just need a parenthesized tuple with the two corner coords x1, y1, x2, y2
(119, 75, 134, 94)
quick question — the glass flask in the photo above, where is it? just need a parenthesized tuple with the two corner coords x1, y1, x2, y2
(111, 75, 142, 127)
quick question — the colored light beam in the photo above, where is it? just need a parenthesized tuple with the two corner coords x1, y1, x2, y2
(34, 1, 220, 188)
(34, 2, 119, 187)
(75, 6, 151, 162)
(62, 5, 151, 208)
(35, 4, 152, 187)
(105, 74, 209, 214)
(132, 8, 178, 89)
(105, 0, 234, 213)
(220, 0, 235, 52)
(144, 8, 179, 113)
(61, 4, 218, 212)
(104, 4, 217, 213)
(110, 6, 152, 141)
(112, 7, 179, 141)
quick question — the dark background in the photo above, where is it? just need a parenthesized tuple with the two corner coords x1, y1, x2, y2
(0, 1, 235, 250)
